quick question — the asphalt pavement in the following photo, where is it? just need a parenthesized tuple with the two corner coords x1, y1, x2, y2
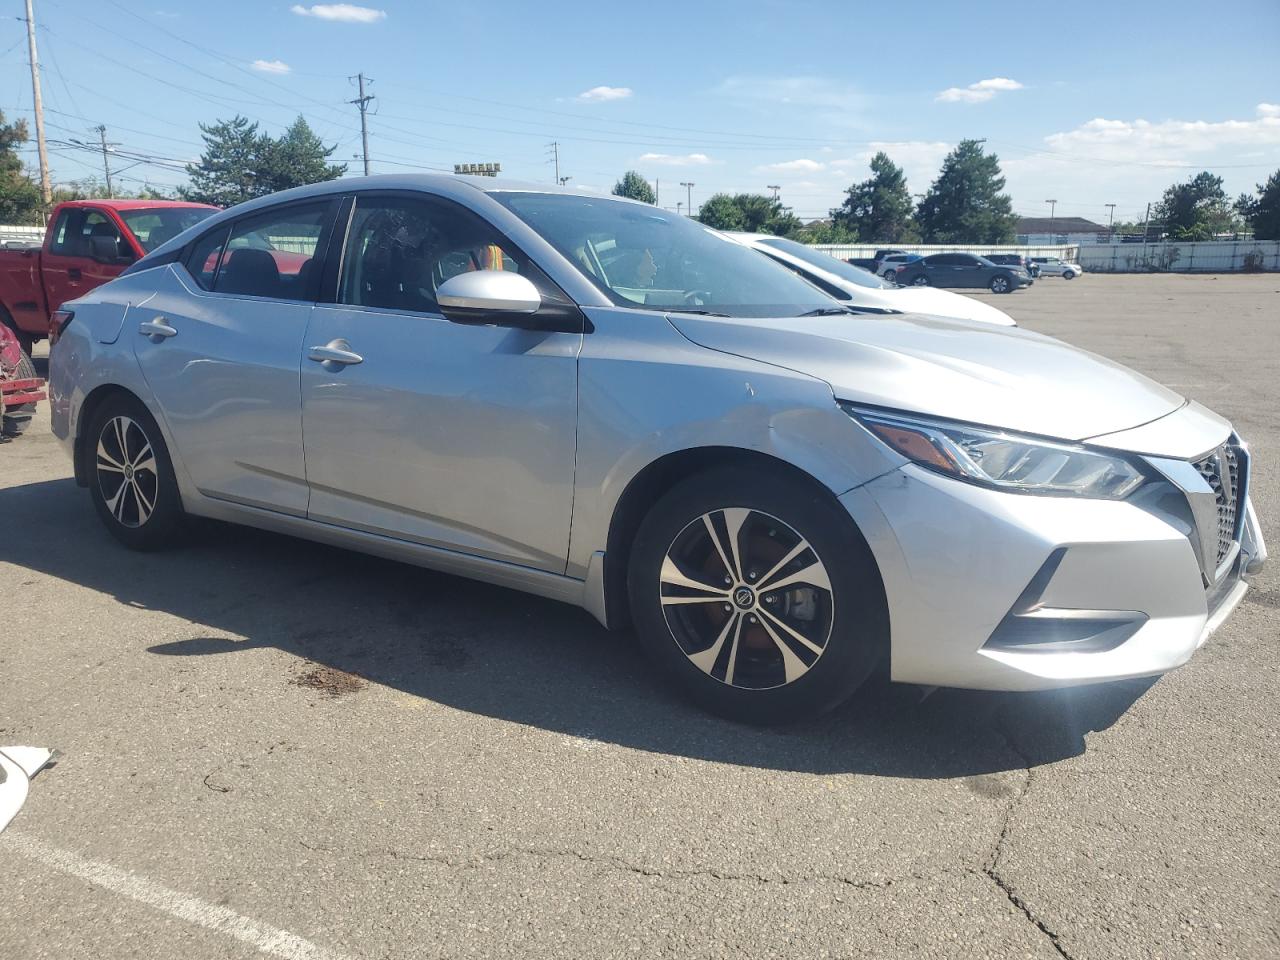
(2, 273, 1277, 959)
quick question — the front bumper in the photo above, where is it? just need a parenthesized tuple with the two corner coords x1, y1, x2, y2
(840, 415, 1264, 692)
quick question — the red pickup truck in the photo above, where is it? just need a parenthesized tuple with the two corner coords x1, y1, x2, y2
(0, 199, 217, 353)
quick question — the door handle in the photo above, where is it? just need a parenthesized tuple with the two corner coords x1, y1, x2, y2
(308, 339, 363, 367)
(138, 317, 177, 342)
(68, 267, 83, 281)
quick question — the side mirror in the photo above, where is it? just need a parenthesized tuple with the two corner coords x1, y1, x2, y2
(436, 269, 590, 335)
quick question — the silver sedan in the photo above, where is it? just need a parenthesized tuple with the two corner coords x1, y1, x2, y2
(48, 176, 1266, 722)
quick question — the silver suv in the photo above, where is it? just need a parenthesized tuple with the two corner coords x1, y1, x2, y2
(49, 176, 1265, 722)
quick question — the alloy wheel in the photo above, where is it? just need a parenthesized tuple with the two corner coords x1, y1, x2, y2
(96, 415, 159, 528)
(659, 508, 834, 690)
(992, 276, 1009, 293)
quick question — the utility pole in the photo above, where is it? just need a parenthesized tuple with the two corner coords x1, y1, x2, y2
(95, 125, 117, 198)
(767, 184, 781, 201)
(23, 0, 51, 211)
(1105, 203, 1116, 241)
(676, 201, 683, 216)
(654, 178, 659, 205)
(548, 141, 560, 184)
(1045, 199, 1058, 242)
(680, 181, 694, 216)
(349, 73, 374, 176)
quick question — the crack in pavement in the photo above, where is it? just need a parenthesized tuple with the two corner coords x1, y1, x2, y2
(983, 710, 1075, 960)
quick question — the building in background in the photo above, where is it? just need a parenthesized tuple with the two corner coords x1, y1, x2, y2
(1016, 216, 1110, 245)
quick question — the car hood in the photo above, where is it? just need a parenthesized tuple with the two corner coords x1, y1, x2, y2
(666, 311, 1184, 441)
(882, 286, 1016, 326)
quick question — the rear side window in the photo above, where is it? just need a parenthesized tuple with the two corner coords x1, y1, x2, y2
(185, 226, 229, 290)
(213, 203, 331, 300)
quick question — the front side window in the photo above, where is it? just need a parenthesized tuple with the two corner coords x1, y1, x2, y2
(185, 226, 229, 291)
(212, 203, 330, 300)
(338, 194, 556, 314)
(491, 192, 837, 317)
(48, 208, 77, 254)
(48, 209, 126, 259)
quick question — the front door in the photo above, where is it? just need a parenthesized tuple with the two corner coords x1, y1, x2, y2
(299, 192, 580, 573)
(42, 207, 131, 313)
(132, 199, 338, 515)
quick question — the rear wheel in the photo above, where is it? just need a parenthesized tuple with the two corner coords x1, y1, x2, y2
(87, 393, 184, 550)
(989, 274, 1012, 293)
(911, 275, 928, 286)
(628, 466, 887, 724)
(2, 316, 34, 358)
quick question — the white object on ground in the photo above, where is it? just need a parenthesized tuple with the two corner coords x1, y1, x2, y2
(0, 746, 54, 833)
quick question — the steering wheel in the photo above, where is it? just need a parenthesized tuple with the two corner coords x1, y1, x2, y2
(683, 290, 713, 306)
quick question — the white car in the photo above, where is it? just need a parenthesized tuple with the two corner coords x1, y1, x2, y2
(1031, 256, 1083, 279)
(879, 253, 919, 279)
(731, 234, 1016, 326)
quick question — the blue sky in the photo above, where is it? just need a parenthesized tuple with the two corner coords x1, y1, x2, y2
(4, 0, 1279, 225)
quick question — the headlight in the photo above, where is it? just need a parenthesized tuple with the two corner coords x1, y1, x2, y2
(843, 405, 1147, 499)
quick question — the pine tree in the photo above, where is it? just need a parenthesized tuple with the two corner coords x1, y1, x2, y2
(915, 140, 1017, 243)
(1237, 168, 1280, 240)
(612, 171, 656, 204)
(258, 116, 346, 195)
(831, 152, 918, 242)
(180, 115, 264, 207)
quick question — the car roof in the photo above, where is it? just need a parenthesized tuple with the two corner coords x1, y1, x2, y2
(58, 199, 217, 211)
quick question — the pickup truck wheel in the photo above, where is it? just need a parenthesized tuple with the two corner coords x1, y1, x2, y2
(87, 394, 183, 550)
(1, 317, 33, 357)
(1, 349, 37, 437)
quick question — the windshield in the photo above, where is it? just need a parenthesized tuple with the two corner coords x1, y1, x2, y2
(490, 193, 835, 317)
(755, 237, 892, 290)
(118, 207, 217, 252)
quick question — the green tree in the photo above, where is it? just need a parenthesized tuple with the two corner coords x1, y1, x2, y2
(612, 170, 656, 204)
(1235, 168, 1280, 240)
(1155, 171, 1239, 240)
(915, 140, 1017, 243)
(831, 152, 917, 242)
(257, 116, 345, 195)
(695, 193, 799, 236)
(793, 220, 859, 244)
(0, 110, 42, 224)
(180, 115, 264, 207)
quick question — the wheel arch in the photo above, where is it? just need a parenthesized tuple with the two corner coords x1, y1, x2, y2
(600, 445, 878, 631)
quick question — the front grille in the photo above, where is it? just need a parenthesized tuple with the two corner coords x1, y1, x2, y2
(1193, 445, 1241, 567)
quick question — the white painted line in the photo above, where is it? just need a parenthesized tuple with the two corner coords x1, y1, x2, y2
(1, 832, 351, 960)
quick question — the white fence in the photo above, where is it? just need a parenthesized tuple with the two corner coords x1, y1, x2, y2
(1076, 241, 1280, 273)
(811, 242, 1081, 261)
(0, 225, 43, 249)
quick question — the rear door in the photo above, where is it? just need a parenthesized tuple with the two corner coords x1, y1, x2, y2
(132, 198, 340, 515)
(299, 191, 580, 572)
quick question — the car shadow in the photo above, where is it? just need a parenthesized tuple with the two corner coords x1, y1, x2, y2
(2, 477, 1156, 778)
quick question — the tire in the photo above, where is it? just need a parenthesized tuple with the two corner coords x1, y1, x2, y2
(989, 274, 1012, 293)
(910, 275, 928, 286)
(86, 393, 184, 550)
(1, 349, 37, 437)
(1063, 269, 1077, 279)
(627, 466, 888, 724)
(2, 314, 34, 358)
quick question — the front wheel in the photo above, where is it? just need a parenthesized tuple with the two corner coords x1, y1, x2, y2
(989, 275, 1012, 293)
(628, 467, 888, 724)
(87, 393, 184, 550)
(911, 275, 928, 286)
(1063, 269, 1077, 279)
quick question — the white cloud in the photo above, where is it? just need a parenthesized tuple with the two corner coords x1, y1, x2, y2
(637, 152, 714, 167)
(251, 59, 291, 74)
(1044, 104, 1280, 160)
(289, 4, 386, 23)
(757, 158, 825, 173)
(714, 75, 867, 126)
(576, 85, 632, 103)
(936, 77, 1023, 104)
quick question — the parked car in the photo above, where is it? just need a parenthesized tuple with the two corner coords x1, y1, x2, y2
(0, 199, 217, 353)
(985, 253, 1039, 279)
(0, 323, 43, 438)
(845, 256, 879, 272)
(872, 248, 907, 273)
(731, 234, 1016, 326)
(893, 253, 1032, 293)
(878, 253, 922, 280)
(1030, 256, 1084, 279)
(50, 176, 1266, 723)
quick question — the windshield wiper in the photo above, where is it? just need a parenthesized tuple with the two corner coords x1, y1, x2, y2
(795, 306, 854, 316)
(665, 308, 731, 317)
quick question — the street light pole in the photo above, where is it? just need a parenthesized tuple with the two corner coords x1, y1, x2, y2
(767, 184, 781, 201)
(680, 181, 694, 217)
